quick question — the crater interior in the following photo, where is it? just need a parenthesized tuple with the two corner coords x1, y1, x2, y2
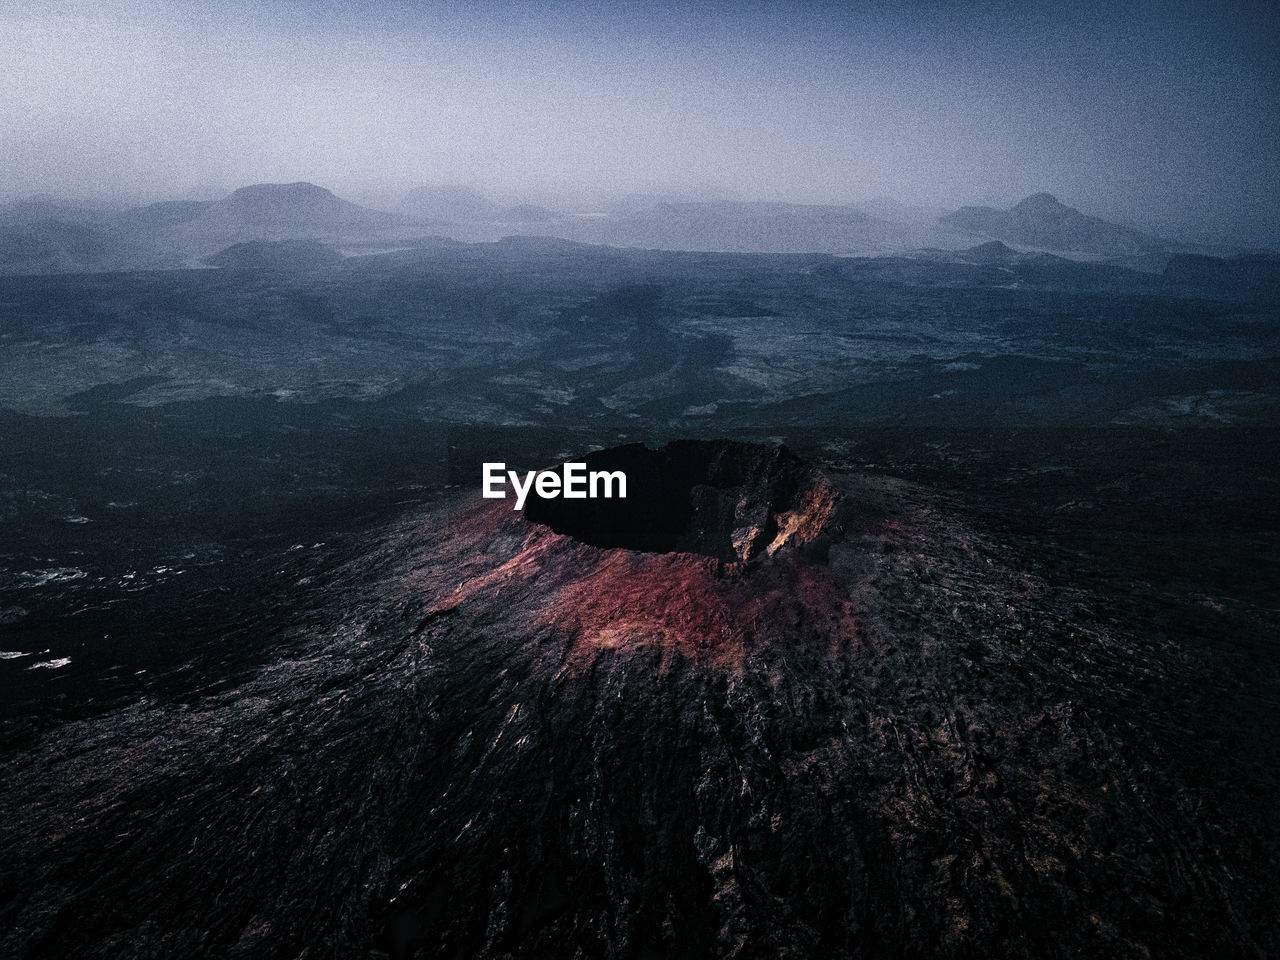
(523, 440, 827, 562)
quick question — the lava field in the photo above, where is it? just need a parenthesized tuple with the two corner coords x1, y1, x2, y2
(3, 441, 1275, 958)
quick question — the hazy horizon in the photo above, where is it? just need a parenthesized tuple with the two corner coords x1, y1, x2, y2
(4, 0, 1278, 246)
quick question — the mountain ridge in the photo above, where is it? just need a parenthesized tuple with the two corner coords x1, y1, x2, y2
(940, 193, 1163, 257)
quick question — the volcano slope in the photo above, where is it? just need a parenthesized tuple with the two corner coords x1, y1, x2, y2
(1, 440, 1275, 958)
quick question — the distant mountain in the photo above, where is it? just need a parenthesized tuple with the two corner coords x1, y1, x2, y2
(0, 195, 121, 228)
(548, 201, 948, 255)
(179, 182, 414, 243)
(601, 186, 746, 217)
(203, 239, 345, 272)
(110, 200, 211, 232)
(0, 185, 1219, 275)
(183, 184, 231, 202)
(130, 181, 454, 266)
(397, 187, 565, 240)
(0, 183, 442, 275)
(0, 219, 119, 274)
(851, 198, 950, 225)
(956, 240, 1020, 266)
(941, 193, 1163, 258)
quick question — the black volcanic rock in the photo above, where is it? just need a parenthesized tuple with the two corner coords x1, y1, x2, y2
(942, 193, 1162, 257)
(1, 442, 1275, 959)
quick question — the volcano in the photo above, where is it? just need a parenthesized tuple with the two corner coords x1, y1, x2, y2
(1, 441, 1271, 958)
(523, 441, 838, 562)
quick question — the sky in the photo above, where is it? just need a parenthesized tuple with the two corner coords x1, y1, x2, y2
(2, 0, 1278, 244)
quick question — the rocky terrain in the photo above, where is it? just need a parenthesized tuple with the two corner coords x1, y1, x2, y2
(1, 440, 1277, 958)
(0, 234, 1277, 958)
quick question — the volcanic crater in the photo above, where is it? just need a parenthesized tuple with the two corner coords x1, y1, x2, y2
(523, 440, 841, 563)
(1, 441, 1269, 960)
(423, 440, 854, 669)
